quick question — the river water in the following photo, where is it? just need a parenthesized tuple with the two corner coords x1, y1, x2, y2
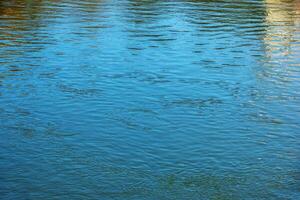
(0, 0, 299, 199)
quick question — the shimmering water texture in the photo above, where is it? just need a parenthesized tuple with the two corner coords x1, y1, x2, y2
(0, 0, 300, 199)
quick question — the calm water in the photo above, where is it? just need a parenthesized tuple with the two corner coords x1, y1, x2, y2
(0, 0, 300, 199)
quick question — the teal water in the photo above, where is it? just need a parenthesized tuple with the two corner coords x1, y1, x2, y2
(0, 0, 300, 199)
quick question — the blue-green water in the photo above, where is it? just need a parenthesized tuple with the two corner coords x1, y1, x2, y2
(0, 0, 300, 199)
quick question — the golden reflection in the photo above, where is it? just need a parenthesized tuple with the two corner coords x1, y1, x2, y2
(0, 0, 45, 19)
(264, 0, 300, 61)
(0, 0, 43, 47)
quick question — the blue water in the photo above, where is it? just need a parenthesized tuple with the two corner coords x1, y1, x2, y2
(0, 0, 300, 199)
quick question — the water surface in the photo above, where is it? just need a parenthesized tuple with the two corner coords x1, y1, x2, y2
(0, 0, 300, 199)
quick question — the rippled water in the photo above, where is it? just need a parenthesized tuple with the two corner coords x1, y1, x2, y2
(0, 0, 300, 199)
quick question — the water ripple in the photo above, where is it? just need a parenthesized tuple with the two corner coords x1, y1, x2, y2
(0, 0, 299, 199)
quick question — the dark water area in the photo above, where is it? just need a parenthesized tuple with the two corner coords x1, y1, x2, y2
(0, 0, 300, 199)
